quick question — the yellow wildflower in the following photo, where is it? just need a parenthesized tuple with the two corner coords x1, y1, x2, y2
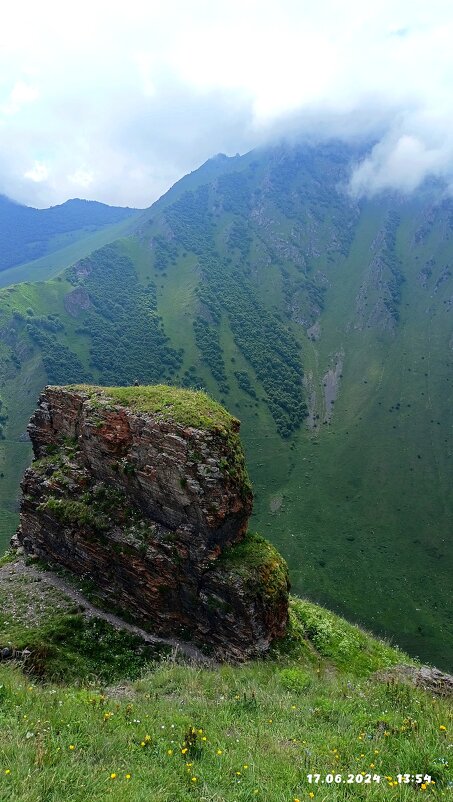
(125, 774, 131, 780)
(191, 777, 197, 782)
(167, 749, 173, 756)
(216, 749, 223, 755)
(69, 745, 75, 751)
(309, 794, 315, 799)
(439, 725, 447, 731)
(110, 773, 117, 779)
(4, 770, 11, 775)
(243, 764, 249, 769)
(181, 747, 188, 754)
(421, 784, 427, 791)
(370, 763, 375, 769)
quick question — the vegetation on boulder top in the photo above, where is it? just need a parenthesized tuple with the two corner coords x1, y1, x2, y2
(68, 383, 240, 434)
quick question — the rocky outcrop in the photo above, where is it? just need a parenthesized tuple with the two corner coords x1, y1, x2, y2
(15, 385, 290, 660)
(375, 664, 453, 697)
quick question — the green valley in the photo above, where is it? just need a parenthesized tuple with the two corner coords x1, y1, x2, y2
(1, 143, 453, 669)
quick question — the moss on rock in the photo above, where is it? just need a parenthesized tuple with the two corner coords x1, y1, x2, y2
(218, 532, 290, 603)
(66, 383, 238, 434)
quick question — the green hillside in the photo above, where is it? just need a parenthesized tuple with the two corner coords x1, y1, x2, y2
(0, 553, 451, 801)
(0, 195, 140, 274)
(1, 143, 453, 669)
(0, 212, 143, 289)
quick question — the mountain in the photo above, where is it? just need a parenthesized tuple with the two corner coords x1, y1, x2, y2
(0, 141, 453, 669)
(0, 195, 141, 275)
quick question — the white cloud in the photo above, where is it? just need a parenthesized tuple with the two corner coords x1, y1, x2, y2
(67, 169, 94, 188)
(1, 80, 39, 116)
(1, 0, 453, 205)
(24, 161, 48, 183)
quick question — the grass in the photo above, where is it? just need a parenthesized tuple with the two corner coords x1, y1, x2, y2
(68, 384, 240, 435)
(219, 532, 289, 602)
(0, 213, 143, 290)
(0, 596, 451, 801)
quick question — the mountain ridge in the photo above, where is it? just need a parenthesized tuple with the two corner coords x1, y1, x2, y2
(0, 194, 141, 273)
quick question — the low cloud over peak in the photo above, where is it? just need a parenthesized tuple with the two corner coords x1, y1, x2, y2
(1, 0, 453, 207)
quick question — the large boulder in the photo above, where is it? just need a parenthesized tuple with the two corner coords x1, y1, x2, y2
(16, 384, 289, 659)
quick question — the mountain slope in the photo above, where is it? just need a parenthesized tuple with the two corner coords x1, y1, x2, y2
(0, 195, 140, 273)
(0, 143, 453, 669)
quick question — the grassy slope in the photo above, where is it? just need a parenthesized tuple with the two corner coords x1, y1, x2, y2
(0, 213, 143, 289)
(134, 184, 453, 670)
(258, 197, 453, 671)
(0, 557, 451, 802)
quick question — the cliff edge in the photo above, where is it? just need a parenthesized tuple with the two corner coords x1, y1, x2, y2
(15, 384, 289, 660)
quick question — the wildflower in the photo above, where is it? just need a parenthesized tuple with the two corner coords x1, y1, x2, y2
(309, 794, 315, 799)
(191, 777, 197, 782)
(4, 770, 11, 775)
(125, 774, 131, 780)
(268, 719, 273, 724)
(370, 763, 375, 769)
(236, 771, 242, 776)
(167, 749, 173, 756)
(110, 773, 117, 779)
(294, 798, 301, 802)
(243, 764, 249, 769)
(421, 784, 427, 791)
(140, 741, 146, 747)
(181, 747, 188, 754)
(216, 749, 223, 755)
(69, 745, 75, 751)
(144, 734, 151, 743)
(440, 725, 447, 731)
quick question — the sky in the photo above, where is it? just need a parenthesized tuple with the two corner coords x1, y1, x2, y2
(1, 0, 453, 208)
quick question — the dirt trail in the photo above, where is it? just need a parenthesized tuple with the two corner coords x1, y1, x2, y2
(1, 560, 213, 665)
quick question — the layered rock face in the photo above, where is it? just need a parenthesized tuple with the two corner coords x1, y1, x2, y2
(16, 385, 289, 659)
